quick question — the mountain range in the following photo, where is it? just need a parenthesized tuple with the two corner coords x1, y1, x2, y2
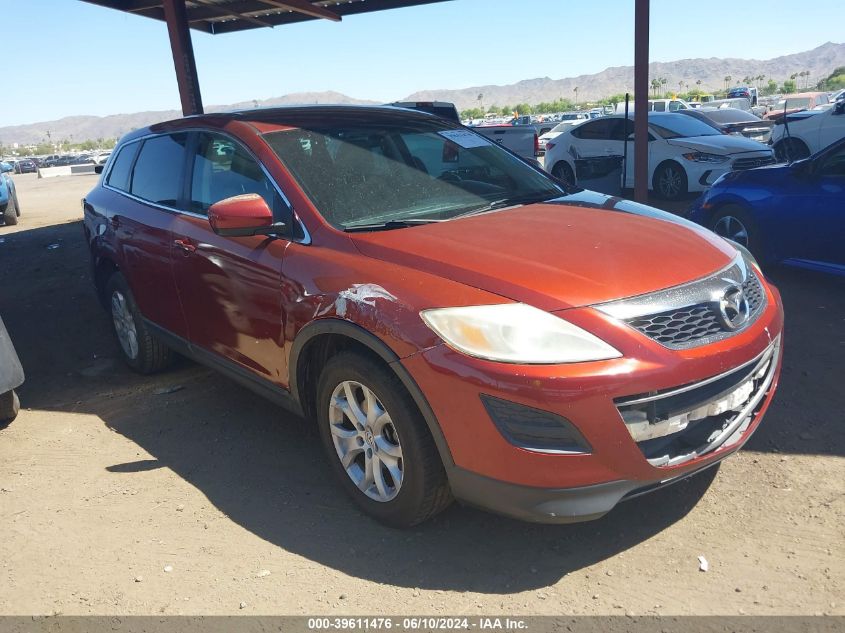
(2, 42, 843, 146)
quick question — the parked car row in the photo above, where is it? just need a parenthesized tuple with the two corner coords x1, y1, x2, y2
(542, 112, 776, 199)
(0, 151, 113, 171)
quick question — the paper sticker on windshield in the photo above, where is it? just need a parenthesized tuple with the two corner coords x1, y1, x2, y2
(438, 129, 491, 149)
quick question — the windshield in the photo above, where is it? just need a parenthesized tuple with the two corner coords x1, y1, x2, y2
(263, 119, 564, 230)
(649, 114, 722, 139)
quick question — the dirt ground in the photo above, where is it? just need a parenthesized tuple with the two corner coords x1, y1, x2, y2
(0, 173, 842, 616)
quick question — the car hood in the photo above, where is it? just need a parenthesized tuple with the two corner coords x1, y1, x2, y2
(667, 134, 770, 154)
(350, 191, 736, 312)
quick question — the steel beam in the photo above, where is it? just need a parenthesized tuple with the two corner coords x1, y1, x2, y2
(162, 0, 204, 116)
(634, 0, 649, 202)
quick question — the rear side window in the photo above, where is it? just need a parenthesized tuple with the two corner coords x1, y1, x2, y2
(106, 141, 139, 192)
(572, 119, 615, 140)
(130, 133, 189, 206)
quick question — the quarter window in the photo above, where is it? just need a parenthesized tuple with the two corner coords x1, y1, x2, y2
(130, 134, 189, 206)
(106, 141, 140, 192)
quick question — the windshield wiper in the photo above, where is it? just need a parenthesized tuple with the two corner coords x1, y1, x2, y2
(343, 218, 445, 232)
(453, 192, 562, 219)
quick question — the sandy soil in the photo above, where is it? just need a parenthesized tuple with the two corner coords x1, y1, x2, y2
(0, 173, 842, 616)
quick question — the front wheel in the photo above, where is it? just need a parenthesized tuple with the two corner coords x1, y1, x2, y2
(653, 161, 688, 200)
(316, 351, 452, 527)
(709, 205, 766, 262)
(0, 390, 20, 426)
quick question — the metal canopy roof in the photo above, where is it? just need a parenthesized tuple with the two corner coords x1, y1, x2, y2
(81, 0, 450, 34)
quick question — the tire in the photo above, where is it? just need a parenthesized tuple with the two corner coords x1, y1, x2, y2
(105, 272, 173, 374)
(653, 161, 688, 200)
(0, 390, 19, 426)
(2, 196, 18, 226)
(774, 138, 810, 163)
(708, 205, 766, 262)
(551, 161, 575, 186)
(316, 351, 452, 527)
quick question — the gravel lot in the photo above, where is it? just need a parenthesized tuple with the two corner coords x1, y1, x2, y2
(0, 173, 842, 616)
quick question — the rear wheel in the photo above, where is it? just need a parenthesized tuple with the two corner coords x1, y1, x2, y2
(551, 161, 575, 186)
(774, 138, 810, 162)
(653, 161, 688, 200)
(2, 197, 18, 226)
(0, 390, 19, 426)
(106, 272, 173, 374)
(316, 351, 452, 527)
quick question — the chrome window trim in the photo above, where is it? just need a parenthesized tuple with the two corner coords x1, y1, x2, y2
(103, 129, 311, 245)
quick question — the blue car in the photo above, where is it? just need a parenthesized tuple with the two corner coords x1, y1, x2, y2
(0, 162, 20, 226)
(689, 137, 845, 276)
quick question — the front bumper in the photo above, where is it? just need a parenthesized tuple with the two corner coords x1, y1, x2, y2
(401, 280, 784, 522)
(448, 459, 724, 524)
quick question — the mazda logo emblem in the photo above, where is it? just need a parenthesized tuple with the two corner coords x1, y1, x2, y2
(718, 285, 751, 330)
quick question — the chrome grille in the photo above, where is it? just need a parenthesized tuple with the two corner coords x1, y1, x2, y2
(596, 255, 768, 350)
(628, 305, 722, 347)
(733, 156, 775, 170)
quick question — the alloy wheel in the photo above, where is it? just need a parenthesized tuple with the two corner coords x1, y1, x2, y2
(111, 290, 139, 360)
(328, 380, 404, 502)
(658, 166, 683, 198)
(713, 215, 750, 247)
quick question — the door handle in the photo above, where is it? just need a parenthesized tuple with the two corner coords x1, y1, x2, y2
(173, 238, 196, 254)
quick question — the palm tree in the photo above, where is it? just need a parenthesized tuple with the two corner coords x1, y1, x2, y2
(477, 93, 484, 111)
(573, 86, 579, 106)
(650, 78, 660, 97)
(724, 75, 732, 91)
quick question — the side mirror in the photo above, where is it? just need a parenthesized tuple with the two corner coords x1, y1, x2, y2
(94, 164, 104, 175)
(834, 101, 845, 115)
(208, 194, 281, 237)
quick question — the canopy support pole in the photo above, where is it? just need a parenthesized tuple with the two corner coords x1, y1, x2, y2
(634, 0, 649, 202)
(163, 0, 204, 116)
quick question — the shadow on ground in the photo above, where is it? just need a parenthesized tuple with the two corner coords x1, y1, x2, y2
(1, 220, 842, 592)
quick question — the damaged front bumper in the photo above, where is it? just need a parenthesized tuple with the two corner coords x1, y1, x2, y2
(616, 337, 780, 467)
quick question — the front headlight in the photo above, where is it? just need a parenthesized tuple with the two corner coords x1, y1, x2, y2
(682, 152, 730, 163)
(420, 303, 621, 364)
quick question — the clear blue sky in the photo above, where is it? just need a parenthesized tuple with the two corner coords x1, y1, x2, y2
(2, 0, 842, 126)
